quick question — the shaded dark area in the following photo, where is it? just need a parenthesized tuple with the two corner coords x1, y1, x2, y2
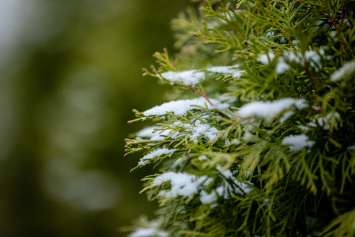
(0, 1, 190, 236)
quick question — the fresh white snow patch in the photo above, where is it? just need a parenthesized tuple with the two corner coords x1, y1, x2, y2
(143, 97, 229, 117)
(189, 120, 219, 142)
(280, 111, 295, 124)
(152, 172, 209, 198)
(282, 134, 315, 151)
(161, 70, 205, 86)
(165, 121, 220, 142)
(294, 99, 309, 110)
(217, 166, 253, 196)
(258, 52, 275, 64)
(308, 112, 340, 130)
(200, 190, 217, 204)
(152, 168, 253, 205)
(236, 98, 307, 122)
(198, 155, 208, 161)
(150, 130, 171, 141)
(298, 125, 309, 131)
(305, 50, 322, 71)
(138, 148, 177, 166)
(276, 50, 325, 74)
(331, 61, 355, 82)
(283, 50, 302, 64)
(128, 228, 169, 237)
(276, 50, 302, 74)
(142, 121, 221, 142)
(243, 132, 253, 141)
(343, 18, 351, 27)
(207, 64, 244, 78)
(279, 100, 308, 124)
(137, 126, 174, 141)
(276, 60, 290, 74)
(329, 31, 337, 38)
(280, 37, 287, 44)
(136, 126, 161, 138)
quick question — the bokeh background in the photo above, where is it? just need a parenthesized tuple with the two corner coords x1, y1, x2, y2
(0, 0, 191, 236)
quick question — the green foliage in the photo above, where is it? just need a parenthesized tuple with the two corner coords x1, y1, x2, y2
(125, 0, 355, 236)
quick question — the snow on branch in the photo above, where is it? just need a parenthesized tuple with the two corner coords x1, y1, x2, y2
(160, 65, 243, 86)
(138, 148, 177, 166)
(282, 134, 315, 151)
(206, 64, 244, 78)
(275, 50, 325, 74)
(257, 52, 275, 64)
(143, 97, 229, 117)
(161, 70, 205, 86)
(152, 172, 211, 198)
(331, 60, 355, 82)
(128, 228, 169, 237)
(152, 169, 253, 204)
(136, 121, 221, 143)
(136, 126, 161, 138)
(235, 98, 307, 122)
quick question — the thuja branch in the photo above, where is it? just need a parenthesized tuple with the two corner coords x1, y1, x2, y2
(304, 60, 318, 94)
(322, 0, 346, 57)
(188, 85, 214, 106)
(202, 0, 248, 49)
(304, 60, 325, 112)
(188, 85, 230, 120)
(341, 0, 344, 24)
(263, 5, 296, 50)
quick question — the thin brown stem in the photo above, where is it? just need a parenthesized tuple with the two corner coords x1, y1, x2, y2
(304, 60, 324, 112)
(188, 85, 231, 120)
(223, 17, 249, 50)
(341, 0, 344, 24)
(325, 10, 338, 30)
(215, 111, 231, 120)
(304, 61, 318, 94)
(323, 1, 346, 57)
(188, 85, 214, 106)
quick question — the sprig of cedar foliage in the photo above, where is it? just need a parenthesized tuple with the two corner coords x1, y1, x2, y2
(125, 0, 355, 236)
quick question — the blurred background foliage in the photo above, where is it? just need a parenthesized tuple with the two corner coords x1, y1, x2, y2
(0, 0, 191, 236)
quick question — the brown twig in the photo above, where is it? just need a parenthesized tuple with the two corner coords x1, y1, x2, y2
(225, 19, 249, 50)
(341, 0, 344, 24)
(304, 60, 318, 94)
(304, 60, 324, 112)
(323, 1, 346, 57)
(215, 111, 231, 120)
(188, 85, 231, 120)
(325, 10, 338, 30)
(188, 85, 214, 106)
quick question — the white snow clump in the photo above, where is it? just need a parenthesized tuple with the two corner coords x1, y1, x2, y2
(330, 60, 355, 82)
(143, 97, 229, 117)
(236, 98, 307, 122)
(128, 228, 169, 237)
(258, 52, 276, 64)
(161, 70, 205, 86)
(152, 172, 211, 198)
(136, 126, 160, 138)
(276, 50, 324, 74)
(138, 148, 177, 166)
(282, 134, 315, 151)
(207, 64, 244, 78)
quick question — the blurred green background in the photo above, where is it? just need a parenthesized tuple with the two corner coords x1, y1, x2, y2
(0, 0, 190, 236)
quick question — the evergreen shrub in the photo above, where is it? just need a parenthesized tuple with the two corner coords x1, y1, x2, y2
(125, 0, 355, 236)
